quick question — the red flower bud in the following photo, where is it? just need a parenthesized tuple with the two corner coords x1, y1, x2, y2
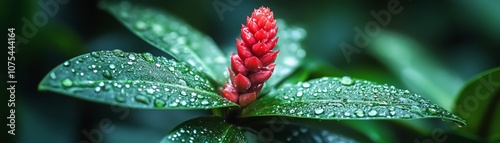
(236, 39, 253, 60)
(252, 43, 268, 56)
(230, 53, 247, 75)
(254, 29, 268, 41)
(248, 70, 273, 84)
(264, 63, 276, 72)
(259, 50, 279, 66)
(233, 74, 251, 93)
(266, 37, 278, 51)
(222, 84, 238, 103)
(239, 92, 257, 107)
(247, 17, 259, 33)
(244, 56, 262, 73)
(241, 26, 256, 46)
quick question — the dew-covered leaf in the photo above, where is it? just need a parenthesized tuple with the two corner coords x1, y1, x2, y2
(242, 77, 466, 127)
(38, 50, 237, 109)
(240, 118, 369, 143)
(101, 1, 228, 84)
(160, 116, 246, 143)
(453, 67, 500, 141)
(266, 19, 307, 88)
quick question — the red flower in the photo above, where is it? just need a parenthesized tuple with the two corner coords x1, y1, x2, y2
(222, 6, 279, 107)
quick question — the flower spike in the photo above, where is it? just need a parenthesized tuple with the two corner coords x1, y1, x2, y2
(222, 6, 279, 107)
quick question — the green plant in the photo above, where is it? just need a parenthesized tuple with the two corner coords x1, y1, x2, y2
(37, 1, 471, 142)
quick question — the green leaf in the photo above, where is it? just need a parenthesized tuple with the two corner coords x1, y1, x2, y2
(161, 116, 246, 143)
(368, 31, 463, 110)
(38, 50, 237, 109)
(453, 67, 500, 141)
(242, 77, 466, 127)
(240, 117, 369, 143)
(266, 19, 307, 88)
(101, 1, 228, 84)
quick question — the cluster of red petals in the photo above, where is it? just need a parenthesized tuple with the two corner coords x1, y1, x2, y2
(222, 7, 279, 107)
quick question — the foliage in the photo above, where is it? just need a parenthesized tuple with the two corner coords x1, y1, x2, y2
(36, 1, 500, 143)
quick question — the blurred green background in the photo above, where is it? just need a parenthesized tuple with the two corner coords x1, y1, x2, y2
(2, 0, 500, 143)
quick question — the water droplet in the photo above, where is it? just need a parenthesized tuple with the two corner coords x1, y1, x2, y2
(344, 112, 351, 117)
(335, 87, 342, 93)
(109, 64, 116, 70)
(170, 102, 178, 107)
(341, 76, 354, 86)
(176, 37, 187, 44)
(113, 49, 125, 57)
(427, 108, 437, 114)
(168, 67, 175, 71)
(404, 90, 410, 94)
(368, 110, 378, 117)
(179, 128, 186, 133)
(154, 99, 166, 107)
(196, 95, 205, 99)
(146, 88, 155, 94)
(314, 108, 324, 114)
(61, 78, 73, 88)
(49, 72, 57, 79)
(134, 21, 147, 30)
(296, 91, 303, 97)
(389, 111, 396, 116)
(302, 82, 311, 88)
(94, 87, 101, 93)
(103, 70, 113, 79)
(152, 24, 163, 34)
(201, 100, 209, 105)
(354, 110, 365, 117)
(128, 54, 136, 61)
(63, 61, 71, 67)
(180, 100, 187, 106)
(142, 53, 154, 62)
(90, 52, 100, 58)
(115, 95, 126, 103)
(181, 91, 187, 96)
(178, 79, 187, 86)
(134, 95, 150, 105)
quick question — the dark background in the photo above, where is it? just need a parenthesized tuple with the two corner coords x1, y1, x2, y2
(2, 0, 499, 143)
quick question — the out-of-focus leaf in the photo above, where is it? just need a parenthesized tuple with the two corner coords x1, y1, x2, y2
(39, 50, 237, 109)
(453, 67, 500, 141)
(161, 116, 246, 143)
(102, 1, 228, 84)
(242, 77, 466, 127)
(369, 31, 464, 110)
(454, 1, 500, 41)
(266, 19, 307, 88)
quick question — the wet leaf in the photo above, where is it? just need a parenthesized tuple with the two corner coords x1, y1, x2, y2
(102, 1, 228, 84)
(38, 50, 237, 109)
(240, 117, 369, 143)
(266, 19, 307, 88)
(242, 77, 466, 127)
(453, 67, 500, 141)
(161, 116, 246, 143)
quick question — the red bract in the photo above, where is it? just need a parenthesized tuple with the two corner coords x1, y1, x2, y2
(222, 6, 279, 107)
